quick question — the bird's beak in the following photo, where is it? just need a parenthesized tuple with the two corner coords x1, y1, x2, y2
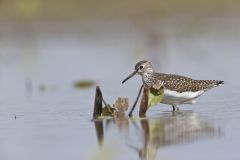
(122, 70, 137, 84)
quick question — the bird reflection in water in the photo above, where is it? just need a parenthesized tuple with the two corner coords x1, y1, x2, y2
(93, 111, 221, 160)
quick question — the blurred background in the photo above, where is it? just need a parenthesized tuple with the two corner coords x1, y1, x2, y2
(0, 0, 239, 98)
(0, 0, 240, 160)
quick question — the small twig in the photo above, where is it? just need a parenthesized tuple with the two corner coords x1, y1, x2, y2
(102, 98, 114, 115)
(106, 105, 114, 114)
(102, 98, 108, 106)
(128, 85, 144, 117)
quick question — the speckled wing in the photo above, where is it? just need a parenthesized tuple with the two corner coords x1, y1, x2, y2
(153, 73, 223, 93)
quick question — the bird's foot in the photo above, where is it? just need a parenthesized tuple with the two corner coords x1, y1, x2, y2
(172, 105, 179, 111)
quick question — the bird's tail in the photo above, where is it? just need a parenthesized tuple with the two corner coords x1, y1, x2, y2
(215, 80, 224, 86)
(196, 80, 224, 91)
(205, 80, 224, 90)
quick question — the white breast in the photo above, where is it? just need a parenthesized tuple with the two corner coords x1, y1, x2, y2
(161, 89, 205, 105)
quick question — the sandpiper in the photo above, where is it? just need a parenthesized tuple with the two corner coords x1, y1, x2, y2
(122, 60, 224, 111)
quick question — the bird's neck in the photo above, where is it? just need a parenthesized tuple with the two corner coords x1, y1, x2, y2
(142, 71, 155, 88)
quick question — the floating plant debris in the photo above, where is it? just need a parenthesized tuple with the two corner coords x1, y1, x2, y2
(74, 80, 95, 89)
(92, 86, 128, 119)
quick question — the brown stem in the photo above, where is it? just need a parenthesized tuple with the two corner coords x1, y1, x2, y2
(139, 87, 149, 117)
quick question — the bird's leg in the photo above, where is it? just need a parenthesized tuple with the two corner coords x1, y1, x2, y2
(172, 104, 179, 111)
(128, 85, 144, 117)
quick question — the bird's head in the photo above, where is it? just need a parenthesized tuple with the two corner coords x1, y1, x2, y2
(122, 60, 154, 84)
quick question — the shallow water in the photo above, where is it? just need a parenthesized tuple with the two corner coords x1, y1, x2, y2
(0, 20, 240, 160)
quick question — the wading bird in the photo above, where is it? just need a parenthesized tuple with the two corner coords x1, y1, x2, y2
(122, 60, 224, 113)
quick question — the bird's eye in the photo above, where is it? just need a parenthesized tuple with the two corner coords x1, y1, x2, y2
(139, 65, 144, 69)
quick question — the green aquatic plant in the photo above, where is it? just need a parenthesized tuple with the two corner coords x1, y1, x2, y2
(139, 82, 164, 117)
(148, 86, 164, 107)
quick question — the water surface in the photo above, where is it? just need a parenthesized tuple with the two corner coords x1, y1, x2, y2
(0, 20, 239, 160)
